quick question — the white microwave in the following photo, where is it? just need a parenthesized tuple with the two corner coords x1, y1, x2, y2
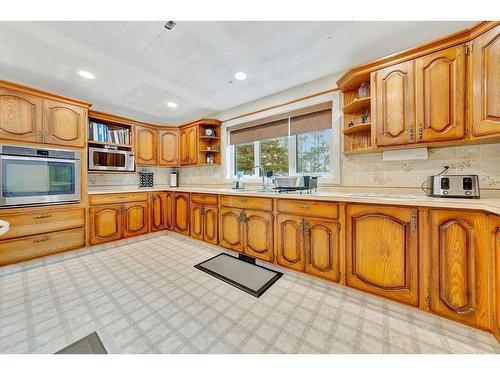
(88, 147, 135, 172)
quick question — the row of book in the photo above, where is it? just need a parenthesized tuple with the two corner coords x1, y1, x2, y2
(88, 122, 130, 145)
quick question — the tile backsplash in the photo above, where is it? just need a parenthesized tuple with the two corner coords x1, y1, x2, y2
(88, 167, 171, 187)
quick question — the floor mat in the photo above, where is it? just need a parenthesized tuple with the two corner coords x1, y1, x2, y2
(194, 253, 283, 297)
(55, 332, 107, 354)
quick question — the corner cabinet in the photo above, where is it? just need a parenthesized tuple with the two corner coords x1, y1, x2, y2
(346, 204, 419, 306)
(150, 192, 172, 232)
(470, 24, 500, 139)
(135, 125, 157, 165)
(428, 210, 489, 330)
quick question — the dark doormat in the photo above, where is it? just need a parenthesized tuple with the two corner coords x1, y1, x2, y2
(56, 332, 107, 354)
(194, 253, 283, 297)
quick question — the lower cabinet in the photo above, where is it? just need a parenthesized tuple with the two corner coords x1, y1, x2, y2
(123, 201, 149, 238)
(428, 210, 489, 329)
(190, 203, 218, 245)
(276, 214, 339, 281)
(150, 192, 172, 232)
(346, 204, 419, 306)
(173, 192, 190, 235)
(491, 215, 500, 336)
(219, 207, 244, 252)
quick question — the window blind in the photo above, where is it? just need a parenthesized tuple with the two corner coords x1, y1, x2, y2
(228, 101, 332, 145)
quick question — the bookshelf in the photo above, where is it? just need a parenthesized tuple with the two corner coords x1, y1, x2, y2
(88, 111, 133, 148)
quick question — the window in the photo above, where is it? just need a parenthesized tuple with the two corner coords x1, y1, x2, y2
(229, 101, 337, 180)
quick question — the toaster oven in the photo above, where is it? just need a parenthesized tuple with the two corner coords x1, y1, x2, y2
(427, 175, 480, 198)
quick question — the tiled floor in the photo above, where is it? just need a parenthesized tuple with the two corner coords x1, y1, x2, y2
(0, 233, 499, 354)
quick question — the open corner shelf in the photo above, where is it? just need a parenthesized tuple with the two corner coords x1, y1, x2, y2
(342, 97, 371, 114)
(343, 122, 371, 135)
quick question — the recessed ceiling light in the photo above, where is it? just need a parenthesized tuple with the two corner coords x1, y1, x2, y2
(78, 70, 95, 79)
(234, 72, 247, 81)
(167, 102, 178, 108)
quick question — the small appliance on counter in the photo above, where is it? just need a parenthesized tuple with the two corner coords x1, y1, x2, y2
(272, 175, 319, 194)
(423, 167, 480, 198)
(170, 169, 179, 187)
(232, 171, 245, 190)
(139, 170, 154, 188)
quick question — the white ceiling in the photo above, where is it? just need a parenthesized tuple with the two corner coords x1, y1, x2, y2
(0, 21, 475, 125)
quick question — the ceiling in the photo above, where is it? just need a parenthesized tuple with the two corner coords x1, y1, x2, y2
(0, 21, 475, 125)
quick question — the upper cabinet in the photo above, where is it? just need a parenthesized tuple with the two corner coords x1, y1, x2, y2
(0, 83, 89, 147)
(180, 124, 198, 165)
(180, 119, 222, 166)
(470, 24, 500, 139)
(158, 129, 179, 166)
(135, 125, 157, 165)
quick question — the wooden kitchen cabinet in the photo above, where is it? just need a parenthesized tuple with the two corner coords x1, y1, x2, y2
(158, 129, 179, 166)
(190, 202, 218, 245)
(219, 207, 244, 252)
(43, 99, 87, 147)
(0, 87, 43, 143)
(150, 192, 170, 232)
(470, 24, 500, 139)
(490, 215, 500, 337)
(135, 125, 157, 165)
(190, 202, 204, 240)
(276, 214, 306, 272)
(428, 210, 489, 329)
(89, 205, 123, 245)
(375, 60, 416, 147)
(243, 210, 274, 262)
(173, 192, 190, 235)
(123, 201, 149, 238)
(180, 124, 197, 165)
(415, 45, 466, 143)
(346, 204, 419, 306)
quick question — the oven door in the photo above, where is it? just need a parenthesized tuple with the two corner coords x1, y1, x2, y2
(0, 155, 81, 207)
(88, 147, 135, 172)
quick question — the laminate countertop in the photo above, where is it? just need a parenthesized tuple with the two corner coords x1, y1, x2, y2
(87, 186, 500, 215)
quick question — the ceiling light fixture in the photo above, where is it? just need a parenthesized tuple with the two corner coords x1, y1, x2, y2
(234, 72, 247, 81)
(78, 70, 95, 79)
(167, 102, 178, 108)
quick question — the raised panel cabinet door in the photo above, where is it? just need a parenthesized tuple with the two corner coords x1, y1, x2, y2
(179, 128, 189, 165)
(89, 205, 123, 245)
(43, 99, 86, 147)
(158, 129, 179, 166)
(190, 202, 204, 240)
(276, 214, 305, 272)
(173, 192, 190, 235)
(135, 125, 157, 165)
(123, 201, 149, 238)
(219, 207, 243, 252)
(415, 46, 466, 142)
(375, 60, 416, 146)
(304, 218, 340, 282)
(150, 192, 167, 232)
(492, 215, 500, 337)
(187, 125, 198, 165)
(471, 24, 500, 138)
(203, 205, 218, 245)
(165, 191, 174, 230)
(243, 210, 274, 262)
(0, 88, 42, 143)
(346, 204, 419, 306)
(429, 210, 489, 329)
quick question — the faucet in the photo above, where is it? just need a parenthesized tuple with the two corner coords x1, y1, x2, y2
(254, 165, 268, 191)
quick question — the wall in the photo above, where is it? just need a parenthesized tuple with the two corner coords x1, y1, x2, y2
(88, 167, 171, 188)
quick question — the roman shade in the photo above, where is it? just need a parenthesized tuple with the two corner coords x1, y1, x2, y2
(229, 101, 332, 145)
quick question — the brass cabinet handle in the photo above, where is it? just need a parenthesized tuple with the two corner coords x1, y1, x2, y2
(408, 125, 414, 140)
(200, 206, 206, 215)
(33, 235, 50, 243)
(411, 210, 418, 231)
(36, 130, 42, 142)
(34, 214, 51, 219)
(43, 131, 49, 142)
(299, 221, 304, 232)
(239, 211, 247, 223)
(303, 222, 310, 233)
(298, 204, 311, 209)
(418, 124, 423, 140)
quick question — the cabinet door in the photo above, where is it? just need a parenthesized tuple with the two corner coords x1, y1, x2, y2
(304, 218, 340, 282)
(150, 192, 167, 232)
(471, 24, 500, 138)
(429, 210, 489, 329)
(135, 125, 157, 165)
(0, 88, 42, 143)
(43, 99, 86, 147)
(89, 205, 123, 245)
(173, 192, 190, 235)
(219, 207, 243, 252)
(415, 46, 466, 142)
(158, 129, 179, 166)
(123, 201, 149, 238)
(346, 204, 419, 306)
(165, 191, 174, 230)
(187, 125, 198, 165)
(243, 210, 274, 262)
(203, 205, 218, 245)
(179, 128, 189, 165)
(491, 215, 500, 337)
(276, 214, 305, 272)
(190, 202, 204, 240)
(375, 60, 416, 146)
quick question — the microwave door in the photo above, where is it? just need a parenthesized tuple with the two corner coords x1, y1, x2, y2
(89, 148, 134, 171)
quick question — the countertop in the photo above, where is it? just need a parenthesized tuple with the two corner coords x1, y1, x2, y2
(87, 185, 500, 215)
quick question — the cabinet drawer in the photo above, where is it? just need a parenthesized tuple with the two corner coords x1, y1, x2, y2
(191, 193, 218, 205)
(277, 199, 339, 219)
(220, 195, 272, 211)
(89, 193, 149, 206)
(0, 228, 85, 266)
(0, 208, 85, 240)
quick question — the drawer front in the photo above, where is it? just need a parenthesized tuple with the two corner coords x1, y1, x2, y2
(0, 228, 85, 266)
(191, 193, 218, 205)
(277, 199, 339, 219)
(89, 193, 149, 206)
(0, 208, 85, 240)
(220, 195, 272, 211)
